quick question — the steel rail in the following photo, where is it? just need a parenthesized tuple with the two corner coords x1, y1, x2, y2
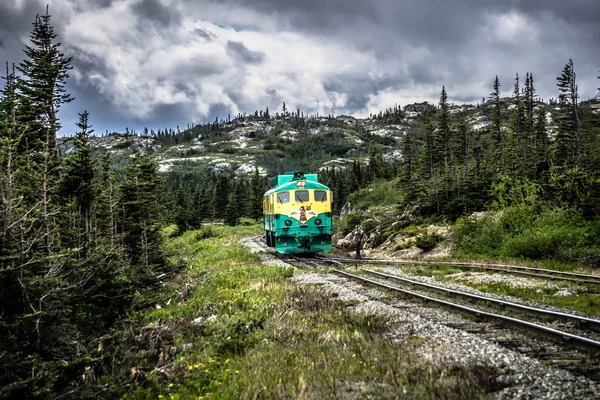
(333, 268, 600, 353)
(322, 257, 600, 285)
(361, 268, 600, 331)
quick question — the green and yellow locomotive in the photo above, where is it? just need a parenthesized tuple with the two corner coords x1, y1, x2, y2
(263, 172, 333, 254)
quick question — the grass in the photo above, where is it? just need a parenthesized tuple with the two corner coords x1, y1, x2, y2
(130, 224, 501, 399)
(380, 264, 600, 316)
(448, 280, 600, 317)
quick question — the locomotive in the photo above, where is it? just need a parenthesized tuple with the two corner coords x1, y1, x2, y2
(263, 171, 333, 254)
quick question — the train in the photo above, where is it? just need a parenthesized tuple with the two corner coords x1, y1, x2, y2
(263, 171, 333, 254)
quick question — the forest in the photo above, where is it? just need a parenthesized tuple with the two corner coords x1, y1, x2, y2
(1, 7, 600, 399)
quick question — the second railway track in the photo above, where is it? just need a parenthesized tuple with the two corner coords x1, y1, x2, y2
(321, 256, 600, 286)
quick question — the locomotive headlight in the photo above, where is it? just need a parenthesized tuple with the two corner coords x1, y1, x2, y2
(285, 220, 292, 226)
(315, 219, 322, 225)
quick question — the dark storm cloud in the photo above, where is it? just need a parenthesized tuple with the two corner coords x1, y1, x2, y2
(69, 50, 112, 80)
(194, 28, 213, 40)
(0, 1, 44, 61)
(323, 74, 398, 113)
(226, 41, 264, 64)
(3, 0, 600, 133)
(207, 102, 231, 120)
(132, 0, 181, 27)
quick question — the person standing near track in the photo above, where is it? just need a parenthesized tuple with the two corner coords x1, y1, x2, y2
(354, 224, 364, 259)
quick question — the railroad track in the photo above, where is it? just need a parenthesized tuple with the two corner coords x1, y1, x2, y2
(277, 253, 600, 381)
(320, 256, 600, 286)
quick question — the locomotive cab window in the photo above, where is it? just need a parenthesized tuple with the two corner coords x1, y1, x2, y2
(295, 190, 309, 202)
(277, 192, 290, 203)
(314, 190, 327, 201)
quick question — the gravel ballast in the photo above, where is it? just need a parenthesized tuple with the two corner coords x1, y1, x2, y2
(291, 272, 600, 399)
(242, 238, 600, 399)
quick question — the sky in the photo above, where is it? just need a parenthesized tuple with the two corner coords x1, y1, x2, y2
(1, 0, 599, 135)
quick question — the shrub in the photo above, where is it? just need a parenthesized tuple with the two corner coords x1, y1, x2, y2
(453, 207, 600, 267)
(414, 232, 443, 251)
(347, 179, 404, 210)
(342, 211, 364, 235)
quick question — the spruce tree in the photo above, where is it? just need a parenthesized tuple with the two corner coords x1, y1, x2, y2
(59, 111, 95, 253)
(17, 6, 73, 161)
(534, 106, 549, 176)
(119, 151, 165, 267)
(489, 75, 503, 177)
(399, 130, 413, 181)
(249, 167, 266, 220)
(555, 59, 580, 166)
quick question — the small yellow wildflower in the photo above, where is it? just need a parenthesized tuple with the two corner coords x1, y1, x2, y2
(225, 359, 230, 364)
(204, 369, 209, 373)
(194, 364, 200, 369)
(158, 396, 164, 399)
(168, 384, 173, 388)
(235, 370, 239, 374)
(352, 354, 356, 358)
(188, 365, 193, 371)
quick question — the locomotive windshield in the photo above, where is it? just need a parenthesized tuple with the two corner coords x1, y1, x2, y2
(295, 191, 309, 202)
(277, 192, 290, 203)
(314, 191, 327, 201)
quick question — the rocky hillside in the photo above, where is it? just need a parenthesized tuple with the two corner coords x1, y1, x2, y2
(59, 98, 600, 179)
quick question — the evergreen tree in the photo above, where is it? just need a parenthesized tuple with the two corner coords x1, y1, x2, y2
(94, 152, 119, 247)
(534, 106, 549, 176)
(211, 174, 230, 220)
(489, 75, 503, 177)
(119, 151, 164, 267)
(510, 73, 526, 176)
(249, 167, 266, 220)
(554, 58, 580, 166)
(59, 111, 95, 253)
(17, 6, 73, 163)
(437, 86, 452, 199)
(419, 108, 436, 179)
(224, 191, 240, 226)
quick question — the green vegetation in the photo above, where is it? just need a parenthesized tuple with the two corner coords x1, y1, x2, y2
(131, 226, 499, 399)
(449, 279, 600, 317)
(347, 178, 405, 210)
(454, 205, 600, 267)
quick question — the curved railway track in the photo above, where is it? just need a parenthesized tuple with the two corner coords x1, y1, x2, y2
(320, 256, 600, 286)
(275, 251, 600, 381)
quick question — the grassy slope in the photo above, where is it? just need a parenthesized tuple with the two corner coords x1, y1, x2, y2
(132, 225, 497, 399)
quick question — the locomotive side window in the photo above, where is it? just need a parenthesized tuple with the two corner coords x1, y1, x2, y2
(314, 190, 327, 201)
(277, 192, 290, 203)
(295, 190, 309, 202)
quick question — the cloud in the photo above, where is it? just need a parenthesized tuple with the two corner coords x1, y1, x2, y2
(226, 41, 264, 64)
(131, 0, 181, 27)
(1, 0, 599, 133)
